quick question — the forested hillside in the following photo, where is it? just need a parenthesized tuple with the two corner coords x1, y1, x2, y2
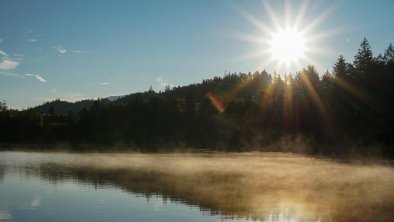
(1, 38, 393, 156)
(34, 99, 95, 115)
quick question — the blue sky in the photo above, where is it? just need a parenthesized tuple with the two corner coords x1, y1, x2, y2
(0, 0, 393, 109)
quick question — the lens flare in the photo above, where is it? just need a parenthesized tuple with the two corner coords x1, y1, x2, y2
(207, 92, 225, 113)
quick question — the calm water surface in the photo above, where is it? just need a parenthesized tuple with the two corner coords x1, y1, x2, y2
(0, 152, 249, 222)
(1, 151, 394, 222)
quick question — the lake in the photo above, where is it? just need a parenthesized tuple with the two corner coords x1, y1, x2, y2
(1, 151, 394, 222)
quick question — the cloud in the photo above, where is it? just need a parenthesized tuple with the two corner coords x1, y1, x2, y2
(155, 76, 174, 88)
(0, 71, 19, 77)
(74, 49, 90, 54)
(21, 28, 33, 34)
(13, 53, 24, 57)
(0, 59, 19, 69)
(24, 73, 47, 83)
(54, 45, 67, 54)
(0, 49, 7, 57)
(13, 53, 25, 61)
(1, 72, 47, 83)
(0, 48, 19, 70)
(100, 82, 110, 85)
(27, 38, 38, 42)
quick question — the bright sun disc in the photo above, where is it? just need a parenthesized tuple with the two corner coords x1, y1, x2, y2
(270, 28, 306, 65)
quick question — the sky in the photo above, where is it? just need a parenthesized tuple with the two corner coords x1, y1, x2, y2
(0, 0, 393, 109)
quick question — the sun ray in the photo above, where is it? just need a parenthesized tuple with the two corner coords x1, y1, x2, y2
(261, 79, 276, 106)
(302, 4, 335, 34)
(283, 73, 294, 131)
(284, 0, 293, 28)
(235, 7, 274, 34)
(263, 1, 282, 31)
(234, 32, 268, 44)
(305, 27, 342, 43)
(299, 70, 331, 125)
(235, 49, 269, 62)
(332, 77, 386, 112)
(294, 0, 310, 28)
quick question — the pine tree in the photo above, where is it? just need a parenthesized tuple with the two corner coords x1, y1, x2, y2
(0, 101, 7, 112)
(333, 55, 348, 78)
(383, 43, 394, 64)
(354, 38, 373, 70)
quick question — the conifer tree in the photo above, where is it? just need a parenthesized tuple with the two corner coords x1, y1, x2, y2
(383, 43, 394, 64)
(333, 55, 348, 78)
(354, 38, 373, 70)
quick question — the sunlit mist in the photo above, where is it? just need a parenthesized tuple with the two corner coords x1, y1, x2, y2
(1, 152, 394, 222)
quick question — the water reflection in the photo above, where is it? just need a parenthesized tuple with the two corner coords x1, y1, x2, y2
(1, 152, 394, 222)
(0, 164, 4, 183)
(0, 210, 12, 221)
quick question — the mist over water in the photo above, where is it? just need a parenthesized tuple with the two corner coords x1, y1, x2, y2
(1, 151, 394, 221)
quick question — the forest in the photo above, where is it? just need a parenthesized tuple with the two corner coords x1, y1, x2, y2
(1, 38, 393, 157)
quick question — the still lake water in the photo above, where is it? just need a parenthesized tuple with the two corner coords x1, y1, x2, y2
(1, 151, 394, 222)
(0, 152, 247, 222)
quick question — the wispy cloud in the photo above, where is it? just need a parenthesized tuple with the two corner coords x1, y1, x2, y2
(74, 50, 90, 54)
(100, 82, 110, 85)
(1, 72, 47, 83)
(24, 73, 47, 83)
(0, 48, 19, 70)
(21, 28, 33, 34)
(155, 76, 174, 88)
(13, 53, 25, 61)
(19, 28, 41, 43)
(0, 59, 19, 69)
(0, 71, 19, 77)
(13, 53, 24, 57)
(0, 49, 7, 57)
(53, 45, 67, 54)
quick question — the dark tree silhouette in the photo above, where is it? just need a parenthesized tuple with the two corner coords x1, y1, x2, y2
(1, 38, 393, 157)
(354, 38, 373, 71)
(333, 55, 348, 78)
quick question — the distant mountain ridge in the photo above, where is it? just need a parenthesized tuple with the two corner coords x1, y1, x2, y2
(33, 95, 126, 114)
(33, 99, 95, 114)
(106, 95, 124, 101)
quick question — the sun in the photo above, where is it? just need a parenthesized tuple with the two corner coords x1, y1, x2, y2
(270, 28, 306, 66)
(235, 1, 336, 73)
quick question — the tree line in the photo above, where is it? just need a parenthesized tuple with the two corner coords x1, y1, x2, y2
(1, 38, 393, 157)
